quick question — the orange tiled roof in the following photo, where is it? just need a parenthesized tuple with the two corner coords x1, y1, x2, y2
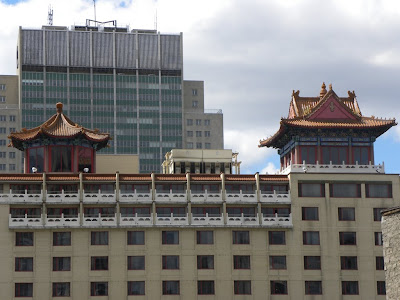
(259, 175, 289, 182)
(190, 174, 221, 181)
(225, 175, 256, 181)
(120, 175, 152, 181)
(47, 174, 79, 181)
(0, 174, 43, 181)
(9, 102, 110, 151)
(155, 174, 187, 181)
(83, 174, 116, 181)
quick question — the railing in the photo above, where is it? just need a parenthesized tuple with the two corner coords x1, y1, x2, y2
(156, 213, 188, 225)
(45, 214, 80, 227)
(280, 161, 385, 174)
(191, 213, 224, 226)
(120, 213, 153, 226)
(119, 190, 151, 203)
(226, 213, 259, 226)
(261, 213, 292, 227)
(82, 213, 117, 227)
(225, 191, 257, 203)
(83, 190, 116, 203)
(9, 214, 42, 228)
(260, 191, 291, 204)
(1, 190, 42, 203)
(190, 190, 222, 203)
(155, 190, 187, 203)
(47, 190, 79, 203)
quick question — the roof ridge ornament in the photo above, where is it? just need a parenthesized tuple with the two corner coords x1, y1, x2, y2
(320, 82, 327, 98)
(56, 102, 63, 114)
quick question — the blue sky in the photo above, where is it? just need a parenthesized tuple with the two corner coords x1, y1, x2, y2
(0, 0, 399, 175)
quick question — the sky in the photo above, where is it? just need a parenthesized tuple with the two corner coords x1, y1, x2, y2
(0, 0, 400, 174)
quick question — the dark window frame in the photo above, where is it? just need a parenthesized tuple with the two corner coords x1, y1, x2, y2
(302, 207, 319, 221)
(162, 255, 179, 270)
(127, 256, 145, 270)
(339, 232, 357, 245)
(303, 231, 320, 245)
(304, 256, 321, 270)
(127, 231, 145, 245)
(196, 231, 213, 244)
(128, 281, 145, 296)
(197, 255, 214, 269)
(162, 231, 179, 245)
(298, 183, 325, 197)
(340, 256, 358, 270)
(16, 232, 33, 246)
(375, 232, 383, 246)
(15, 257, 33, 272)
(233, 255, 251, 269)
(198, 281, 215, 295)
(234, 280, 251, 295)
(269, 231, 286, 245)
(90, 282, 108, 296)
(53, 232, 71, 246)
(91, 256, 109, 271)
(373, 208, 385, 222)
(376, 256, 384, 270)
(269, 256, 287, 270)
(377, 281, 386, 295)
(53, 257, 71, 272)
(91, 231, 109, 245)
(52, 282, 70, 297)
(162, 281, 180, 295)
(15, 283, 33, 297)
(270, 280, 288, 295)
(305, 281, 322, 295)
(338, 207, 355, 221)
(330, 183, 361, 198)
(342, 281, 359, 295)
(232, 231, 250, 244)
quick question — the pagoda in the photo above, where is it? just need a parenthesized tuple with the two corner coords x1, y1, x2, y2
(259, 83, 397, 173)
(8, 102, 110, 173)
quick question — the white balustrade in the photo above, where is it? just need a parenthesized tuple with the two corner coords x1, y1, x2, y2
(225, 191, 257, 203)
(280, 161, 385, 174)
(9, 214, 42, 228)
(156, 213, 188, 225)
(46, 190, 79, 204)
(261, 213, 292, 227)
(190, 190, 222, 203)
(45, 214, 80, 227)
(1, 190, 42, 204)
(82, 213, 117, 227)
(191, 213, 224, 226)
(226, 213, 259, 226)
(155, 190, 187, 203)
(120, 213, 153, 226)
(119, 190, 152, 203)
(260, 191, 291, 204)
(83, 190, 116, 203)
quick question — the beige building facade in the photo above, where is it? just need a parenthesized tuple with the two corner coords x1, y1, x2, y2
(96, 154, 139, 173)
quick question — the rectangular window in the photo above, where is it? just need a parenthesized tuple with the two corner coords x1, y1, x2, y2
(196, 142, 202, 149)
(9, 164, 16, 171)
(269, 256, 286, 269)
(375, 232, 383, 246)
(0, 115, 5, 121)
(196, 131, 202, 137)
(9, 127, 16, 133)
(233, 231, 250, 244)
(162, 256, 179, 269)
(16, 232, 33, 246)
(377, 281, 386, 295)
(298, 183, 325, 197)
(196, 119, 202, 125)
(187, 119, 193, 126)
(366, 183, 392, 198)
(52, 282, 70, 297)
(304, 256, 321, 270)
(376, 256, 384, 270)
(342, 281, 359, 295)
(53, 257, 71, 271)
(341, 256, 358, 270)
(374, 208, 385, 221)
(15, 283, 33, 297)
(91, 282, 108, 296)
(204, 119, 210, 126)
(197, 255, 214, 269)
(91, 231, 108, 245)
(127, 231, 144, 245)
(9, 115, 16, 122)
(270, 281, 287, 295)
(233, 256, 250, 269)
(0, 84, 5, 90)
(305, 281, 322, 295)
(205, 142, 211, 149)
(15, 257, 33, 271)
(192, 100, 199, 107)
(0, 140, 6, 146)
(197, 231, 213, 244)
(205, 131, 210, 137)
(128, 256, 145, 270)
(128, 281, 145, 295)
(192, 89, 198, 96)
(0, 127, 5, 133)
(338, 207, 355, 221)
(353, 146, 369, 164)
(300, 146, 316, 164)
(53, 232, 71, 246)
(339, 232, 356, 245)
(51, 146, 72, 172)
(187, 131, 193, 137)
(186, 142, 193, 149)
(303, 231, 320, 245)
(162, 231, 179, 245)
(198, 281, 214, 295)
(302, 207, 319, 220)
(330, 183, 361, 198)
(162, 281, 179, 295)
(269, 231, 286, 245)
(234, 281, 251, 295)
(91, 256, 108, 270)
(0, 164, 5, 170)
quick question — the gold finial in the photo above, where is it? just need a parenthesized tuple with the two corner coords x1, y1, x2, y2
(320, 82, 327, 98)
(56, 102, 63, 113)
(329, 83, 332, 91)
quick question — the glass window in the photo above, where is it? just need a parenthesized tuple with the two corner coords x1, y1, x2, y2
(204, 119, 210, 126)
(330, 183, 361, 198)
(156, 207, 185, 217)
(85, 207, 115, 217)
(9, 164, 16, 171)
(303, 231, 320, 245)
(9, 152, 16, 159)
(234, 281, 251, 295)
(162, 281, 179, 295)
(47, 208, 78, 218)
(300, 146, 316, 164)
(15, 257, 33, 271)
(162, 231, 179, 245)
(269, 231, 285, 245)
(128, 281, 145, 295)
(28, 147, 44, 173)
(302, 207, 318, 220)
(53, 232, 71, 246)
(196, 119, 202, 125)
(341, 256, 358, 270)
(376, 256, 384, 270)
(353, 147, 369, 164)
(205, 143, 211, 149)
(197, 255, 214, 269)
(298, 183, 325, 197)
(366, 183, 392, 198)
(262, 207, 290, 216)
(198, 281, 214, 295)
(186, 142, 193, 149)
(9, 115, 16, 122)
(232, 231, 249, 244)
(196, 131, 202, 137)
(121, 207, 150, 217)
(187, 131, 193, 137)
(305, 281, 322, 295)
(269, 256, 286, 269)
(197, 231, 213, 244)
(270, 281, 287, 295)
(192, 207, 220, 217)
(304, 256, 321, 270)
(91, 256, 108, 270)
(339, 232, 356, 245)
(187, 119, 193, 126)
(127, 231, 145, 245)
(51, 146, 72, 172)
(205, 131, 210, 137)
(227, 207, 256, 217)
(91, 282, 108, 296)
(233, 256, 250, 269)
(192, 100, 198, 107)
(128, 256, 145, 270)
(338, 207, 355, 221)
(162, 256, 179, 269)
(192, 89, 198, 96)
(11, 208, 41, 218)
(342, 281, 358, 295)
(374, 208, 385, 221)
(322, 146, 348, 164)
(15, 283, 33, 297)
(375, 232, 383, 246)
(196, 142, 202, 149)
(91, 231, 108, 245)
(52, 282, 70, 297)
(16, 232, 33, 246)
(377, 281, 386, 295)
(78, 146, 93, 172)
(53, 257, 70, 271)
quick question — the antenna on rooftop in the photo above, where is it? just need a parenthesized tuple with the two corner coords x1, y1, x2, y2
(154, 10, 158, 31)
(93, 0, 97, 22)
(47, 5, 53, 26)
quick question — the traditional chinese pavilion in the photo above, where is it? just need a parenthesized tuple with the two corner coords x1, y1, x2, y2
(8, 102, 110, 173)
(259, 83, 397, 172)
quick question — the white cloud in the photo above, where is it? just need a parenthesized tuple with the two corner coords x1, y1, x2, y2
(260, 162, 279, 175)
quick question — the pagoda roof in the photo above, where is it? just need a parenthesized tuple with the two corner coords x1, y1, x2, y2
(9, 102, 110, 151)
(259, 83, 396, 149)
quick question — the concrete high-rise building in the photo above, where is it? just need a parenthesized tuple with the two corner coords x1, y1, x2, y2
(17, 23, 183, 172)
(0, 75, 22, 173)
